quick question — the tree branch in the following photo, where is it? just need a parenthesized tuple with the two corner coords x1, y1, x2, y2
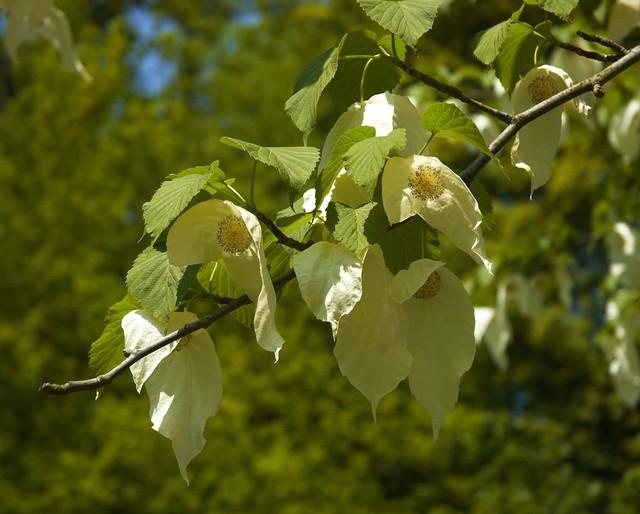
(252, 208, 313, 251)
(38, 269, 297, 395)
(460, 44, 640, 185)
(576, 31, 628, 55)
(396, 60, 514, 124)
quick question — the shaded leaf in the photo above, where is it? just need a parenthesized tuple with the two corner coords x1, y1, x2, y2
(88, 295, 139, 376)
(378, 216, 441, 274)
(538, 0, 578, 20)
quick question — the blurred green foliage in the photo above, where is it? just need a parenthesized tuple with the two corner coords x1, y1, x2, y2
(1, 0, 639, 512)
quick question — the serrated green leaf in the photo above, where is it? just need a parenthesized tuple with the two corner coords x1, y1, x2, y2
(421, 102, 493, 157)
(378, 216, 441, 273)
(494, 21, 548, 94)
(285, 44, 341, 141)
(357, 0, 446, 48)
(538, 0, 578, 20)
(143, 165, 217, 243)
(325, 30, 401, 115)
(126, 246, 198, 324)
(326, 201, 389, 256)
(88, 295, 139, 376)
(317, 126, 376, 208)
(220, 137, 320, 191)
(474, 20, 511, 65)
(344, 128, 406, 191)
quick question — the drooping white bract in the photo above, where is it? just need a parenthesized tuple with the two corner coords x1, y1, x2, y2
(122, 310, 222, 485)
(608, 99, 640, 163)
(1, 0, 91, 80)
(607, 0, 640, 41)
(382, 154, 492, 273)
(607, 221, 640, 288)
(334, 245, 476, 437)
(473, 283, 511, 372)
(291, 242, 363, 339)
(511, 65, 588, 195)
(605, 301, 640, 409)
(167, 199, 284, 359)
(307, 91, 427, 214)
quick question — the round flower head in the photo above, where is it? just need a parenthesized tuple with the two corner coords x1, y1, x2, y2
(167, 199, 284, 359)
(608, 99, 640, 163)
(122, 310, 222, 484)
(511, 65, 589, 195)
(382, 155, 492, 273)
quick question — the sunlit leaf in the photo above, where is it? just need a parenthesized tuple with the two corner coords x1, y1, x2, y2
(326, 201, 389, 256)
(538, 0, 578, 20)
(473, 19, 511, 66)
(220, 137, 320, 191)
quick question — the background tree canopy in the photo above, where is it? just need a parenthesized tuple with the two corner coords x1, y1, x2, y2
(1, 0, 639, 512)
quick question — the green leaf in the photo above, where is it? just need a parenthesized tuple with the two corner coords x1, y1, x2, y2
(421, 102, 492, 157)
(378, 216, 441, 274)
(126, 246, 198, 324)
(88, 295, 139, 376)
(326, 201, 389, 257)
(344, 128, 406, 191)
(469, 179, 495, 232)
(325, 30, 401, 115)
(377, 34, 406, 61)
(198, 260, 255, 327)
(143, 164, 220, 243)
(220, 137, 320, 191)
(494, 21, 548, 94)
(317, 126, 376, 208)
(357, 0, 446, 48)
(285, 44, 341, 142)
(538, 0, 578, 20)
(474, 20, 511, 65)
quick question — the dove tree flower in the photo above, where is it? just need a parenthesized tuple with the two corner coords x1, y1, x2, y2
(122, 310, 223, 485)
(333, 245, 475, 437)
(608, 99, 640, 163)
(382, 154, 492, 273)
(474, 283, 512, 372)
(167, 199, 284, 359)
(306, 91, 427, 214)
(511, 65, 589, 195)
(607, 221, 640, 289)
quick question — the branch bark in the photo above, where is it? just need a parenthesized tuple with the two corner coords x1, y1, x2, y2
(460, 44, 640, 185)
(39, 269, 297, 395)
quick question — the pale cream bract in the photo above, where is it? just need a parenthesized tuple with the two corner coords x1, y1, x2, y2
(291, 242, 363, 338)
(608, 99, 640, 163)
(167, 199, 285, 359)
(511, 65, 588, 195)
(1, 0, 91, 80)
(308, 91, 427, 214)
(607, 221, 640, 288)
(382, 154, 492, 273)
(473, 284, 511, 372)
(122, 311, 223, 485)
(334, 245, 476, 436)
(607, 0, 640, 41)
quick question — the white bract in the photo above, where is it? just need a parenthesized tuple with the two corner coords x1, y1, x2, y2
(1, 0, 91, 80)
(474, 283, 511, 371)
(607, 221, 640, 288)
(291, 242, 363, 338)
(511, 65, 588, 195)
(608, 99, 640, 163)
(167, 199, 284, 359)
(608, 0, 640, 41)
(382, 154, 492, 273)
(307, 91, 427, 214)
(122, 310, 223, 485)
(605, 302, 640, 409)
(334, 245, 475, 437)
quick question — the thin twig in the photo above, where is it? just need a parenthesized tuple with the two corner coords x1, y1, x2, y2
(577, 31, 628, 55)
(396, 60, 514, 124)
(460, 44, 640, 185)
(555, 40, 622, 62)
(252, 208, 312, 251)
(38, 269, 297, 395)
